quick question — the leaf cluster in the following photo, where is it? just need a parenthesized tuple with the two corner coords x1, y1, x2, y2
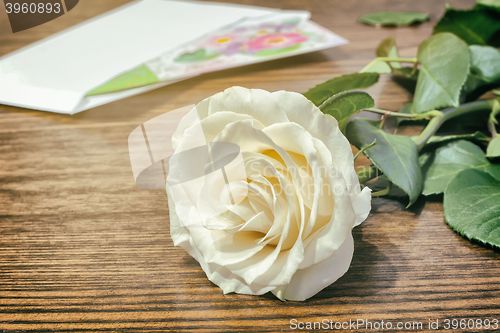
(304, 0, 500, 248)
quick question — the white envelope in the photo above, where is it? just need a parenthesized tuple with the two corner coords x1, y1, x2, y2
(0, 0, 346, 114)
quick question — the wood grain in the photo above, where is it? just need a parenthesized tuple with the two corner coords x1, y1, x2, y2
(0, 0, 498, 332)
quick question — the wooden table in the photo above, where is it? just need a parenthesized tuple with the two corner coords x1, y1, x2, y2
(1, 0, 498, 331)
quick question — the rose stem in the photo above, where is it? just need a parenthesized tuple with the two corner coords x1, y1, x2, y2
(487, 100, 499, 137)
(354, 139, 377, 160)
(363, 107, 433, 119)
(356, 99, 494, 185)
(376, 57, 418, 64)
(413, 99, 494, 151)
(372, 185, 391, 197)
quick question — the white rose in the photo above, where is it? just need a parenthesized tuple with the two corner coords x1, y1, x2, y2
(166, 86, 371, 301)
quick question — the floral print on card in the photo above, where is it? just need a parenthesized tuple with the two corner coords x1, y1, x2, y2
(173, 16, 314, 63)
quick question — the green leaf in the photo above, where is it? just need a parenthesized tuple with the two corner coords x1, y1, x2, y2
(487, 136, 500, 157)
(421, 140, 500, 195)
(444, 169, 500, 248)
(303, 73, 379, 106)
(360, 38, 418, 93)
(412, 33, 470, 113)
(320, 91, 374, 132)
(359, 11, 429, 27)
(346, 119, 423, 205)
(476, 0, 500, 12)
(376, 37, 401, 69)
(469, 45, 500, 83)
(360, 58, 392, 74)
(487, 100, 500, 158)
(361, 38, 403, 74)
(425, 131, 489, 146)
(433, 7, 500, 46)
(463, 45, 500, 100)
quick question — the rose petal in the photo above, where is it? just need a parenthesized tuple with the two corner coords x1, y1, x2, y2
(272, 233, 354, 301)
